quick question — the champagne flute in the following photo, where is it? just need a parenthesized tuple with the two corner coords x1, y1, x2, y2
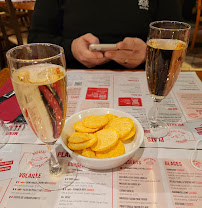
(6, 43, 77, 190)
(146, 21, 191, 138)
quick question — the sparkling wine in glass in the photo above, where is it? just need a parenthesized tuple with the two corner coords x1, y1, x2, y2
(6, 43, 77, 190)
(145, 21, 191, 138)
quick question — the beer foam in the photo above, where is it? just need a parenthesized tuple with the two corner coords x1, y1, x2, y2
(13, 64, 66, 85)
(148, 39, 186, 50)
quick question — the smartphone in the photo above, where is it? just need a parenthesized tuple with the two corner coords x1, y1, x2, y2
(89, 44, 117, 52)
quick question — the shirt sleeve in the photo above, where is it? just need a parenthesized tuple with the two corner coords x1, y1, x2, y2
(28, 0, 74, 67)
(155, 0, 183, 21)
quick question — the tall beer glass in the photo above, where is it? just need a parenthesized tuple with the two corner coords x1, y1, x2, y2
(7, 43, 77, 190)
(146, 21, 191, 138)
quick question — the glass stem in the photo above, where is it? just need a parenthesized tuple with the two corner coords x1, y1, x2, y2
(48, 143, 62, 175)
(151, 101, 160, 124)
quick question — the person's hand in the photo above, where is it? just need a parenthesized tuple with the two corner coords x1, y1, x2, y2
(71, 33, 110, 68)
(104, 37, 147, 69)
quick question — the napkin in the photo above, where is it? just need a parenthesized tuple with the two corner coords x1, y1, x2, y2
(0, 79, 21, 121)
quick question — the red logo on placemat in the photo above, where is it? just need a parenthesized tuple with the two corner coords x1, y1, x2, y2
(144, 158, 156, 165)
(86, 88, 108, 100)
(118, 97, 142, 106)
(192, 160, 201, 169)
(0, 160, 13, 166)
(0, 166, 11, 172)
(167, 129, 188, 143)
(27, 150, 49, 168)
(195, 126, 202, 135)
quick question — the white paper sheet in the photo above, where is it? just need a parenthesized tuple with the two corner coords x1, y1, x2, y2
(0, 144, 21, 181)
(0, 144, 201, 208)
(5, 71, 202, 150)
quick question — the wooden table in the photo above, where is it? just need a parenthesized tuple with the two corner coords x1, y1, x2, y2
(0, 1, 35, 10)
(196, 71, 202, 81)
(0, 68, 9, 88)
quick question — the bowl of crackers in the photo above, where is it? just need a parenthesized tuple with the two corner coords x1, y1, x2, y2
(60, 108, 144, 170)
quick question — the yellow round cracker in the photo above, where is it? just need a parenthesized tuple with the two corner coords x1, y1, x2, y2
(82, 148, 96, 158)
(105, 114, 118, 121)
(96, 140, 125, 158)
(68, 132, 91, 143)
(73, 150, 83, 155)
(82, 115, 108, 129)
(91, 129, 119, 152)
(120, 126, 136, 141)
(73, 121, 99, 133)
(104, 117, 133, 138)
(68, 134, 97, 150)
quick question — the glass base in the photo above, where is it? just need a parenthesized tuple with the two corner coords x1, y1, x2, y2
(148, 120, 169, 138)
(0, 120, 10, 149)
(36, 158, 77, 191)
(0, 134, 9, 149)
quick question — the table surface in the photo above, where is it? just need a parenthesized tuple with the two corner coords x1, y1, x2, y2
(0, 0, 35, 10)
(0, 67, 202, 207)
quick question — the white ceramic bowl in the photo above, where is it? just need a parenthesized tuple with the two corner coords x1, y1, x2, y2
(60, 108, 144, 170)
